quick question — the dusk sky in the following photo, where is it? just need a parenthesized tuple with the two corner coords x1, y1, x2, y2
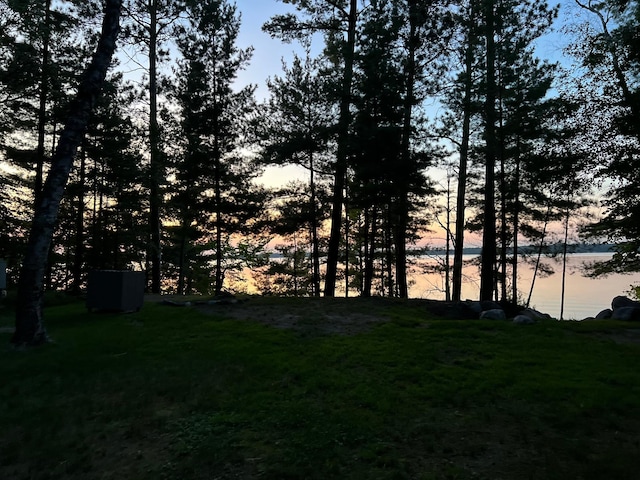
(231, 0, 578, 100)
(233, 0, 305, 100)
(227, 0, 584, 244)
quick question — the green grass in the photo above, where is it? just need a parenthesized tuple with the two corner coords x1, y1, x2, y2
(1, 297, 640, 479)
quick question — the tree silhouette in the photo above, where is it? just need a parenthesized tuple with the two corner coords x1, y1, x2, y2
(12, 0, 122, 347)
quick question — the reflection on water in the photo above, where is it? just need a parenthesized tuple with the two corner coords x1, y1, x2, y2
(409, 253, 639, 320)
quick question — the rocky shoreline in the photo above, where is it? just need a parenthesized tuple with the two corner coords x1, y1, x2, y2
(429, 295, 640, 323)
(155, 293, 640, 325)
(584, 295, 640, 322)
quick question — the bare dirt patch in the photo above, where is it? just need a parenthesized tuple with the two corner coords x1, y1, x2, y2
(196, 297, 391, 335)
(148, 295, 429, 335)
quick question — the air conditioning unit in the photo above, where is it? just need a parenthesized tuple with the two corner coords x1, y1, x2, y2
(86, 270, 145, 312)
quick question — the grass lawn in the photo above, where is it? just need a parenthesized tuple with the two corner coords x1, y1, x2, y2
(1, 296, 639, 479)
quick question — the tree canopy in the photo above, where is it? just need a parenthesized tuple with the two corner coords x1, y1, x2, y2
(1, 0, 638, 342)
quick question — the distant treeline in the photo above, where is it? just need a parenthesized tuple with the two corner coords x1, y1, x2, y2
(420, 244, 615, 257)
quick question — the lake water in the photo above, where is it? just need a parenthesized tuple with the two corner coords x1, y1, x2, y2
(236, 252, 638, 320)
(408, 253, 639, 320)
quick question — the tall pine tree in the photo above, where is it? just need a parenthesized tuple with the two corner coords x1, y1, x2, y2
(169, 0, 266, 295)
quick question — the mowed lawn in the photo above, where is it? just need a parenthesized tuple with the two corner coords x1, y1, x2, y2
(1, 297, 640, 480)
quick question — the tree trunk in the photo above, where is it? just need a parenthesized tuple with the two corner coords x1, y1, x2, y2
(526, 205, 551, 308)
(324, 0, 357, 297)
(385, 212, 394, 297)
(395, 0, 419, 299)
(445, 174, 452, 302)
(213, 96, 223, 295)
(512, 154, 521, 304)
(215, 169, 223, 295)
(363, 207, 376, 297)
(452, 4, 476, 302)
(177, 227, 186, 295)
(34, 0, 52, 210)
(309, 151, 321, 296)
(480, 0, 498, 302)
(98, 162, 106, 268)
(393, 201, 409, 297)
(148, 0, 162, 293)
(498, 69, 508, 303)
(12, 0, 122, 347)
(71, 145, 86, 294)
(344, 176, 350, 297)
(560, 204, 570, 320)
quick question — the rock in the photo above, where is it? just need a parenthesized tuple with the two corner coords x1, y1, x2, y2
(520, 308, 552, 321)
(611, 306, 640, 321)
(609, 296, 640, 321)
(513, 314, 536, 325)
(595, 308, 613, 320)
(480, 300, 502, 311)
(480, 309, 506, 320)
(464, 300, 482, 315)
(423, 301, 477, 319)
(611, 296, 640, 310)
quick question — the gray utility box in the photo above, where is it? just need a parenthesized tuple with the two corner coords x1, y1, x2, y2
(86, 270, 145, 312)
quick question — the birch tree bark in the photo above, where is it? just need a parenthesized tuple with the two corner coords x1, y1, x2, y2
(12, 0, 122, 347)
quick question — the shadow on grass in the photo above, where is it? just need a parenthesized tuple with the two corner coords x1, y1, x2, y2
(1, 298, 640, 479)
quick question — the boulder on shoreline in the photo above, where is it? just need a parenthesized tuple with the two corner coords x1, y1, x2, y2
(480, 309, 506, 320)
(612, 296, 640, 310)
(513, 314, 536, 325)
(611, 306, 640, 321)
(584, 296, 640, 321)
(595, 309, 613, 320)
(520, 308, 552, 321)
(427, 299, 551, 323)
